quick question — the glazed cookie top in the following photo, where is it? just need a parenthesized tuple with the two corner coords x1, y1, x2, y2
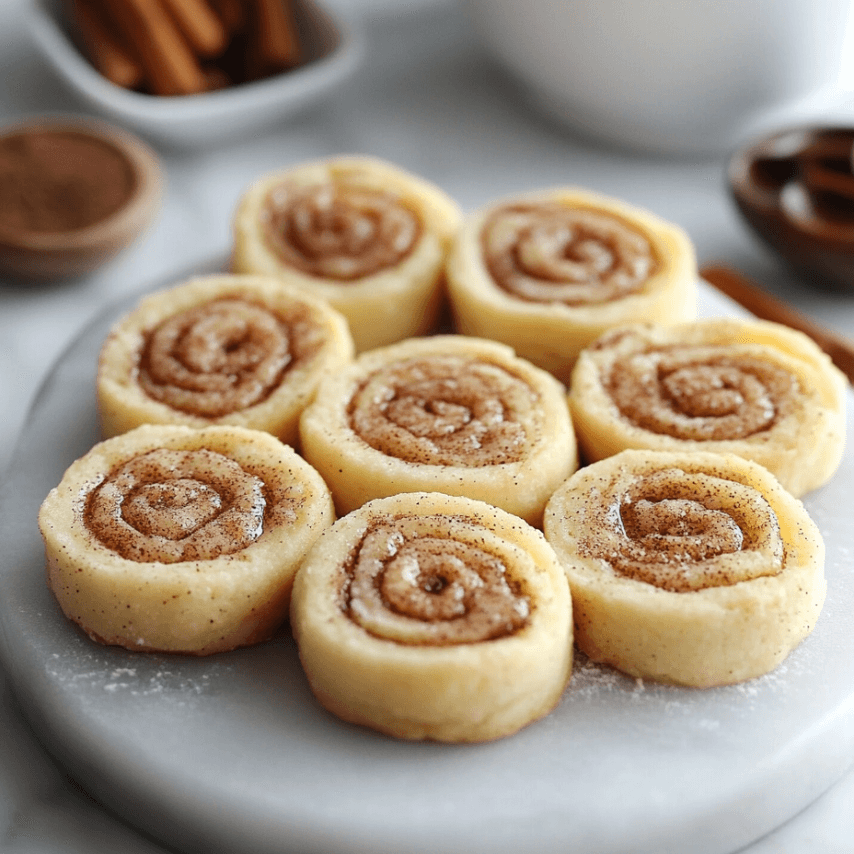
(568, 318, 847, 496)
(586, 319, 845, 442)
(86, 445, 281, 563)
(456, 187, 697, 312)
(97, 274, 355, 443)
(341, 510, 532, 646)
(570, 464, 784, 593)
(235, 156, 462, 285)
(137, 295, 323, 418)
(294, 491, 570, 651)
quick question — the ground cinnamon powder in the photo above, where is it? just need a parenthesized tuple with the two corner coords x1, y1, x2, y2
(0, 129, 137, 233)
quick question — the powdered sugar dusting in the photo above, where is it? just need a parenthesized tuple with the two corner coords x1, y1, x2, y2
(566, 648, 810, 719)
(45, 651, 225, 704)
(567, 652, 637, 700)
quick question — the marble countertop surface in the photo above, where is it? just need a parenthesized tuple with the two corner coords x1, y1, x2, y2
(1, 0, 853, 850)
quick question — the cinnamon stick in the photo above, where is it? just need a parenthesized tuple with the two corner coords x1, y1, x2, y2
(70, 0, 144, 89)
(160, 0, 228, 58)
(209, 0, 246, 35)
(100, 0, 207, 96)
(250, 0, 301, 74)
(70, 0, 306, 94)
(700, 264, 854, 384)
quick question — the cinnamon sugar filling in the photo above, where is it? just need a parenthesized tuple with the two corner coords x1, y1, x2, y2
(261, 181, 421, 280)
(138, 298, 318, 417)
(606, 347, 797, 440)
(343, 513, 530, 645)
(347, 355, 540, 466)
(84, 447, 300, 563)
(580, 468, 784, 592)
(481, 203, 657, 304)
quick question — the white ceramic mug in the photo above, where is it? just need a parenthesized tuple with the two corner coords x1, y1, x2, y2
(465, 0, 854, 156)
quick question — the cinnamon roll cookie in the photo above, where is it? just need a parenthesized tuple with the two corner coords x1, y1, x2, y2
(569, 318, 847, 497)
(298, 335, 577, 526)
(38, 424, 334, 655)
(544, 449, 826, 687)
(231, 156, 463, 352)
(97, 274, 354, 446)
(445, 188, 698, 383)
(290, 491, 573, 742)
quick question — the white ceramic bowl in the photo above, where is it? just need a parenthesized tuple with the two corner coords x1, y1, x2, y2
(27, 0, 363, 148)
(464, 0, 854, 157)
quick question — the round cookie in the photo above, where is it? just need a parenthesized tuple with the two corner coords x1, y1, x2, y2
(445, 186, 698, 384)
(544, 449, 826, 687)
(39, 424, 335, 655)
(298, 334, 578, 526)
(97, 273, 354, 447)
(291, 491, 573, 742)
(232, 155, 462, 352)
(569, 317, 847, 496)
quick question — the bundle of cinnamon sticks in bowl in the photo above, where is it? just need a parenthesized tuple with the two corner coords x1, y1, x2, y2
(68, 0, 304, 96)
(27, 0, 362, 146)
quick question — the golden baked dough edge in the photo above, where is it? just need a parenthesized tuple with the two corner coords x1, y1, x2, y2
(543, 450, 826, 687)
(445, 187, 698, 383)
(231, 155, 463, 352)
(39, 424, 335, 655)
(290, 492, 573, 742)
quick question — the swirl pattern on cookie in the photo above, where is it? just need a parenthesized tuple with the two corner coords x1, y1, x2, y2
(290, 491, 572, 742)
(569, 318, 847, 496)
(544, 449, 825, 686)
(298, 335, 577, 525)
(445, 188, 697, 384)
(86, 447, 267, 563)
(262, 181, 420, 280)
(140, 299, 292, 417)
(38, 424, 334, 655)
(232, 156, 462, 351)
(97, 274, 354, 446)
(483, 202, 655, 304)
(348, 514, 530, 645)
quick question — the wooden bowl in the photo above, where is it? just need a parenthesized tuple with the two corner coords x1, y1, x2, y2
(728, 126, 854, 290)
(0, 116, 163, 280)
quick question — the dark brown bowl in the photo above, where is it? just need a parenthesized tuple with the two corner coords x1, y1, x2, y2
(728, 126, 854, 290)
(0, 116, 163, 280)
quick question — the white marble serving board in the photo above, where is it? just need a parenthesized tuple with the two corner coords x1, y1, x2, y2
(1, 274, 853, 854)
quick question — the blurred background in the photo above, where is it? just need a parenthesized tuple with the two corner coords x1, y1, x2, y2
(3, 0, 854, 473)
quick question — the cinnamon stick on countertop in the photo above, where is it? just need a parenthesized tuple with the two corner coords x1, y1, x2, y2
(701, 264, 854, 385)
